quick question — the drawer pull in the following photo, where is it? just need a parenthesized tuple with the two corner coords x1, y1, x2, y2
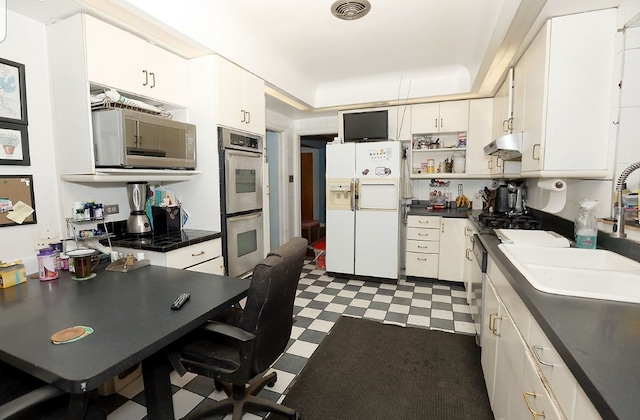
(418, 220, 430, 224)
(417, 245, 429, 249)
(522, 391, 545, 419)
(418, 233, 429, 236)
(417, 257, 428, 261)
(531, 345, 554, 367)
(488, 313, 501, 336)
(191, 251, 206, 257)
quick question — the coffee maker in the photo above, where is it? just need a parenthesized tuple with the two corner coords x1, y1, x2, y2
(127, 182, 151, 235)
(495, 181, 523, 214)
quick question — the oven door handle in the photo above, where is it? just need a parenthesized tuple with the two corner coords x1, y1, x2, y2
(227, 211, 262, 222)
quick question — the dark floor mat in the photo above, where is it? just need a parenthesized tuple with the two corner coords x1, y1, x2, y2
(270, 316, 494, 420)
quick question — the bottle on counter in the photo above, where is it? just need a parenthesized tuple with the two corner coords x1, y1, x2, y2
(575, 200, 598, 249)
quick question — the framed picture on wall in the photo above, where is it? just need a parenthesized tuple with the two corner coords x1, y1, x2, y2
(0, 57, 28, 125)
(0, 122, 30, 165)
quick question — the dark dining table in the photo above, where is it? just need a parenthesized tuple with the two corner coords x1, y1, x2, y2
(0, 265, 250, 419)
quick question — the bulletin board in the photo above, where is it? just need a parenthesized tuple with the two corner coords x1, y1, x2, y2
(0, 175, 36, 227)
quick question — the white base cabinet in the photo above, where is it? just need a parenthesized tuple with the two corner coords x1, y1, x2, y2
(405, 215, 467, 282)
(114, 238, 224, 275)
(482, 254, 601, 420)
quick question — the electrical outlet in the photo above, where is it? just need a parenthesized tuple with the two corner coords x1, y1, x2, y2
(104, 204, 119, 215)
(34, 238, 49, 250)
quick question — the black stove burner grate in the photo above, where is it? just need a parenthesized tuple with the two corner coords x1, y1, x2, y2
(476, 213, 543, 230)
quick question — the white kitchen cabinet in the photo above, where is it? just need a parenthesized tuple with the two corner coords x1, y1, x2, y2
(84, 15, 188, 106)
(492, 70, 514, 140)
(405, 216, 440, 278)
(466, 98, 501, 177)
(482, 253, 601, 420)
(411, 101, 469, 134)
(216, 56, 266, 136)
(518, 9, 616, 178)
(437, 217, 467, 282)
(462, 221, 476, 304)
(114, 238, 224, 275)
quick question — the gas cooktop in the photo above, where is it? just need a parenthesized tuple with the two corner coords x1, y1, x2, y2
(475, 213, 543, 231)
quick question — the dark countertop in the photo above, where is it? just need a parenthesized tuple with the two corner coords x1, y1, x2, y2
(0, 266, 250, 393)
(471, 216, 640, 420)
(408, 201, 471, 218)
(107, 229, 221, 253)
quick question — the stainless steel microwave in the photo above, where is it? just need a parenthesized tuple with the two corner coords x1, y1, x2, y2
(92, 108, 196, 170)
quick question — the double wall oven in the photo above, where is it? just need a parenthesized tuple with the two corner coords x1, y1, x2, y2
(219, 127, 264, 277)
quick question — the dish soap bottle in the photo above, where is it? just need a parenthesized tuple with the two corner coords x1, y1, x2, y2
(575, 200, 598, 249)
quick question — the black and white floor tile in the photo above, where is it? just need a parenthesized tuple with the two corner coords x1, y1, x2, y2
(101, 261, 475, 419)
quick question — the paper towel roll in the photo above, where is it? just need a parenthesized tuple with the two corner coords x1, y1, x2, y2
(537, 179, 566, 213)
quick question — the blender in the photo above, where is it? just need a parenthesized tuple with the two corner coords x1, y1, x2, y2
(127, 182, 151, 235)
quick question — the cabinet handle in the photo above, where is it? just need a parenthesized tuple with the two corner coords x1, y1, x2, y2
(532, 144, 541, 161)
(246, 111, 251, 124)
(489, 313, 501, 336)
(150, 72, 156, 88)
(496, 158, 502, 168)
(142, 69, 149, 87)
(488, 159, 493, 169)
(417, 245, 429, 249)
(418, 220, 429, 224)
(434, 118, 438, 129)
(464, 227, 473, 236)
(522, 391, 546, 419)
(531, 345, 554, 367)
(441, 224, 445, 233)
(191, 251, 206, 257)
(440, 118, 443, 128)
(465, 249, 472, 261)
(417, 257, 428, 261)
(418, 232, 429, 237)
(241, 110, 246, 123)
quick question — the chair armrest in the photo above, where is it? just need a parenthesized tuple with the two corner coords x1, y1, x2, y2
(201, 321, 255, 343)
(0, 385, 65, 419)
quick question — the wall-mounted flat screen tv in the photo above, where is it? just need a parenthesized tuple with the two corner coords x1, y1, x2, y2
(343, 110, 388, 142)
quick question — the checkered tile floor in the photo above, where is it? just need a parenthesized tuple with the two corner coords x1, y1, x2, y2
(101, 261, 475, 419)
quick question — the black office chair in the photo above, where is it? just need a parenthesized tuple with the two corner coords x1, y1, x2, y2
(168, 237, 308, 420)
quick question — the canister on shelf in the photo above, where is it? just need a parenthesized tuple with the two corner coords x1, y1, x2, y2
(426, 158, 435, 174)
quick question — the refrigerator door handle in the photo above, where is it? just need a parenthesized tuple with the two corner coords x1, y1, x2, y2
(351, 178, 358, 211)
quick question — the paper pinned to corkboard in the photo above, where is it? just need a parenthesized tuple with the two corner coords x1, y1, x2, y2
(0, 175, 36, 227)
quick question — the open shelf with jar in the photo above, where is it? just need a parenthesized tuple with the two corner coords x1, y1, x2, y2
(410, 132, 467, 178)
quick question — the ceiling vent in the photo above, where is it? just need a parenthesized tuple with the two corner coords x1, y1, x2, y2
(331, 0, 371, 20)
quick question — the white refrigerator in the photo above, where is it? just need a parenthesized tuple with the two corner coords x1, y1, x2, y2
(325, 141, 401, 280)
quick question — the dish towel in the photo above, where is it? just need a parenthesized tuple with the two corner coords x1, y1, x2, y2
(401, 144, 413, 199)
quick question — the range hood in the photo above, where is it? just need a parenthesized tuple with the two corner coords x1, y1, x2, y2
(484, 132, 523, 160)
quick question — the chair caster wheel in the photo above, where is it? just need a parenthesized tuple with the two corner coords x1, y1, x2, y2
(268, 378, 277, 387)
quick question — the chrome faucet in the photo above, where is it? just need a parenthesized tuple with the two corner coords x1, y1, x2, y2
(611, 161, 640, 238)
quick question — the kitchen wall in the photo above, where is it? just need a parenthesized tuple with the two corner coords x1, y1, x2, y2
(0, 11, 61, 273)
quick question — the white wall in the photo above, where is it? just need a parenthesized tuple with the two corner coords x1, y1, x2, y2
(0, 12, 61, 273)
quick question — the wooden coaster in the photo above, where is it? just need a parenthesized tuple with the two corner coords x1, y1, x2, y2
(51, 326, 86, 343)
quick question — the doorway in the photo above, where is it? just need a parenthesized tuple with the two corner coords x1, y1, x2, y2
(300, 134, 334, 244)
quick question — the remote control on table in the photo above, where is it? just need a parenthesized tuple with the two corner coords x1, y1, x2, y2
(171, 293, 190, 310)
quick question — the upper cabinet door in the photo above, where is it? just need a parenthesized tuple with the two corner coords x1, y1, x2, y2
(85, 15, 147, 96)
(438, 101, 469, 133)
(84, 15, 188, 106)
(411, 103, 440, 133)
(411, 101, 469, 133)
(216, 56, 265, 136)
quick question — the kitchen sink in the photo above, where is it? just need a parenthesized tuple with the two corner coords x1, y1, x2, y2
(498, 244, 640, 303)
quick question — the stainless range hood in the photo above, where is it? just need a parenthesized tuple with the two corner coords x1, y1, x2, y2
(484, 132, 523, 160)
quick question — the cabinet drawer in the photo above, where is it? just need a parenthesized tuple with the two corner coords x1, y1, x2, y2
(407, 215, 440, 228)
(185, 256, 225, 275)
(406, 252, 439, 278)
(406, 239, 439, 253)
(407, 227, 440, 241)
(165, 239, 222, 269)
(527, 318, 577, 417)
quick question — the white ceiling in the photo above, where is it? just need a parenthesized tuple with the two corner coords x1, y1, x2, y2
(6, 0, 629, 118)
